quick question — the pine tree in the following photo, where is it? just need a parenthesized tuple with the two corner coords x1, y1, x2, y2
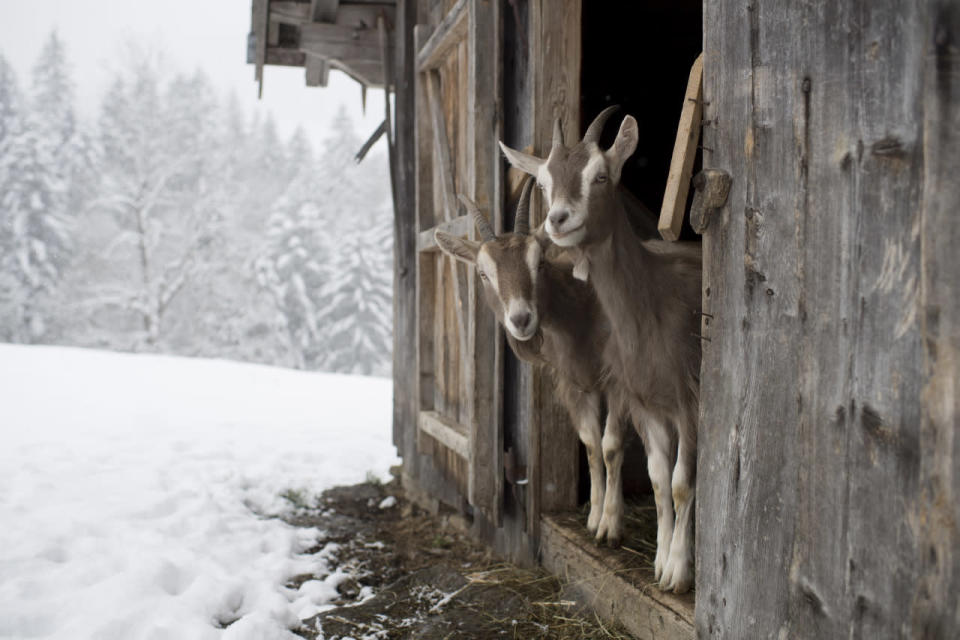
(0, 34, 80, 342)
(256, 107, 393, 375)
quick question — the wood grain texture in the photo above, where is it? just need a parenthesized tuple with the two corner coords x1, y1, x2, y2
(416, 0, 467, 71)
(391, 0, 415, 458)
(698, 2, 960, 638)
(419, 410, 470, 459)
(299, 22, 382, 62)
(465, 0, 504, 526)
(658, 53, 702, 241)
(541, 515, 694, 640)
(527, 0, 581, 539)
(425, 69, 470, 374)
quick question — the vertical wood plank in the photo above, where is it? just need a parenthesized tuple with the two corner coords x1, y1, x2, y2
(425, 70, 471, 367)
(916, 5, 960, 635)
(465, 0, 504, 525)
(527, 0, 581, 540)
(393, 0, 418, 463)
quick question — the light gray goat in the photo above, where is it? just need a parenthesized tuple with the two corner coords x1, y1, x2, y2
(435, 178, 615, 535)
(499, 108, 702, 593)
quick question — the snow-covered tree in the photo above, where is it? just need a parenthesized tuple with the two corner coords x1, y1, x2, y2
(0, 35, 80, 342)
(90, 51, 221, 348)
(256, 107, 393, 375)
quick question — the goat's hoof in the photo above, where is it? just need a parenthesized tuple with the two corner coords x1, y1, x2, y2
(586, 511, 601, 534)
(606, 535, 622, 549)
(659, 556, 693, 594)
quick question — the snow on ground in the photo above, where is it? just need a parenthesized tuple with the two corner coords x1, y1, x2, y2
(0, 344, 399, 640)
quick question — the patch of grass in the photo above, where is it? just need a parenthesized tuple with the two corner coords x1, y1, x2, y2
(280, 488, 313, 510)
(430, 535, 453, 550)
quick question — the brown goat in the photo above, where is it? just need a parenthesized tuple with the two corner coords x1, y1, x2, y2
(500, 109, 702, 594)
(435, 178, 616, 535)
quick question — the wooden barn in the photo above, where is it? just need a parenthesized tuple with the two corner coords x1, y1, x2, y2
(249, 1, 959, 637)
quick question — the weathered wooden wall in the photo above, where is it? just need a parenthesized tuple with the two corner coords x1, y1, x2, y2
(698, 1, 960, 637)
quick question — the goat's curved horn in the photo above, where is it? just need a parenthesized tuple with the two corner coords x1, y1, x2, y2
(582, 105, 619, 145)
(552, 118, 564, 149)
(514, 176, 534, 236)
(458, 194, 495, 242)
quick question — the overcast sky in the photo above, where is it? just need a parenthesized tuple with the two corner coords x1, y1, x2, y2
(0, 0, 385, 149)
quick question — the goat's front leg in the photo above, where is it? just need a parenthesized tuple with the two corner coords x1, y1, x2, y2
(596, 408, 628, 547)
(663, 427, 696, 593)
(573, 391, 605, 533)
(636, 411, 675, 585)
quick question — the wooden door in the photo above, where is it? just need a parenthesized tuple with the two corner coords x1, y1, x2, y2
(413, 0, 502, 525)
(698, 3, 959, 638)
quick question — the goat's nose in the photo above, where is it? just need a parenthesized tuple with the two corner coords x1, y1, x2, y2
(549, 209, 569, 228)
(510, 311, 532, 331)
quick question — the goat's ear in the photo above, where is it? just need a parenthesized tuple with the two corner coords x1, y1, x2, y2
(605, 115, 639, 184)
(435, 230, 479, 265)
(498, 141, 545, 178)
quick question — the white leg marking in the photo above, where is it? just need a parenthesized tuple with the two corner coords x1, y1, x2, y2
(576, 395, 605, 534)
(646, 443, 675, 584)
(664, 436, 695, 593)
(596, 410, 627, 546)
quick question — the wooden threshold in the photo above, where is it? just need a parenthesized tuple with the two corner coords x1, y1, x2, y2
(540, 513, 695, 640)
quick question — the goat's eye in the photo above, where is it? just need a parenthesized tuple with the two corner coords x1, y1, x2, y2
(595, 174, 608, 184)
(478, 271, 488, 281)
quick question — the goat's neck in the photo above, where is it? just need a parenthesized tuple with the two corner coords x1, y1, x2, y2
(537, 261, 589, 339)
(589, 195, 660, 302)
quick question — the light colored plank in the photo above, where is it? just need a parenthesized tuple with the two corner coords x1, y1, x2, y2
(417, 214, 471, 253)
(658, 52, 703, 241)
(425, 69, 470, 367)
(418, 410, 470, 460)
(541, 515, 695, 640)
(416, 0, 467, 71)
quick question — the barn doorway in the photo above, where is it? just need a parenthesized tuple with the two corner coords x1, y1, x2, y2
(556, 0, 703, 602)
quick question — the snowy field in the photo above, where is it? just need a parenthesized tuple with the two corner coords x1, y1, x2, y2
(0, 345, 399, 640)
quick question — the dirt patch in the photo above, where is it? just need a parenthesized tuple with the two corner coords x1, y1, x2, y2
(281, 481, 633, 639)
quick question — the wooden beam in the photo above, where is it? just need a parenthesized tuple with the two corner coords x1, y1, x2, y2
(354, 120, 387, 163)
(418, 410, 469, 459)
(541, 514, 695, 640)
(299, 22, 382, 62)
(425, 69, 470, 366)
(264, 47, 307, 67)
(253, 0, 271, 97)
(417, 215, 471, 252)
(305, 54, 329, 86)
(416, 0, 467, 71)
(378, 14, 398, 223)
(270, 1, 310, 23)
(658, 53, 703, 241)
(310, 0, 339, 22)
